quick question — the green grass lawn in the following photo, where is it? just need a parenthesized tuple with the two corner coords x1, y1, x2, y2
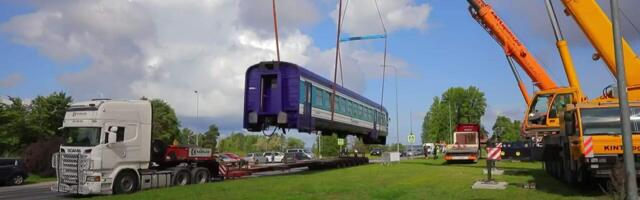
(98, 159, 608, 200)
(26, 174, 56, 184)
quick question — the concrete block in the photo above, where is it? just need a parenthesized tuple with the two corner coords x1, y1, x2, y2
(471, 181, 508, 190)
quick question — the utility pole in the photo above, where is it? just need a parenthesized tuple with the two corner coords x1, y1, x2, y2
(195, 90, 199, 146)
(448, 102, 452, 144)
(611, 0, 638, 198)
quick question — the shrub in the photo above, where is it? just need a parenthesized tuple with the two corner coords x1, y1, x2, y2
(22, 137, 63, 177)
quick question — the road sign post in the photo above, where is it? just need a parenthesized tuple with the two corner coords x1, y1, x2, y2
(408, 134, 416, 158)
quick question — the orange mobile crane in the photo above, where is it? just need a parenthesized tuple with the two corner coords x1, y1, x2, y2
(539, 0, 640, 184)
(467, 0, 584, 143)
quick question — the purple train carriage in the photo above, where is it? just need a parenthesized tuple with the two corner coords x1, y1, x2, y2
(243, 61, 388, 144)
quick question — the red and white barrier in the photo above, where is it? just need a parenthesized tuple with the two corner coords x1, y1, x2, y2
(487, 147, 502, 160)
(583, 136, 594, 158)
(219, 164, 228, 177)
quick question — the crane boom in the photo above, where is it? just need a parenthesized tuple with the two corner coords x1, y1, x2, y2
(468, 0, 558, 91)
(561, 0, 640, 97)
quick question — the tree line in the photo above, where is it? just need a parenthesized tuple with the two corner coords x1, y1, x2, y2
(421, 86, 487, 144)
(216, 133, 305, 156)
(420, 86, 525, 144)
(0, 92, 222, 176)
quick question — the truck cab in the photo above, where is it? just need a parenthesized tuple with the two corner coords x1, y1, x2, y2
(445, 124, 481, 163)
(545, 99, 640, 183)
(52, 100, 152, 194)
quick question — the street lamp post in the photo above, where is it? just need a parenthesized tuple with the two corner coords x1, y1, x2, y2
(194, 90, 199, 146)
(610, 0, 638, 198)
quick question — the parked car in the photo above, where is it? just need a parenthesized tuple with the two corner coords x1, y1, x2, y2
(406, 148, 424, 157)
(263, 152, 284, 163)
(286, 149, 314, 159)
(370, 148, 383, 156)
(0, 158, 28, 186)
(244, 152, 268, 164)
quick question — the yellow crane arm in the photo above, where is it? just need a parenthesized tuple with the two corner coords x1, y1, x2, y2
(561, 0, 640, 97)
(468, 0, 559, 91)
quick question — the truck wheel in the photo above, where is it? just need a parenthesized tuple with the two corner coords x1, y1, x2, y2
(114, 171, 139, 194)
(191, 167, 210, 184)
(172, 168, 191, 186)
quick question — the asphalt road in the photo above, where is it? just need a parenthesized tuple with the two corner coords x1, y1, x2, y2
(3, 160, 383, 199)
(0, 181, 69, 200)
(0, 166, 310, 199)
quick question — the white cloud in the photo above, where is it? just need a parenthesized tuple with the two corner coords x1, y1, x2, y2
(0, 73, 24, 88)
(1, 0, 425, 131)
(331, 0, 431, 36)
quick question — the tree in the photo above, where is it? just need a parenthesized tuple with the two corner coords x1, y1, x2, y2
(351, 137, 368, 154)
(200, 124, 220, 150)
(178, 128, 195, 145)
(286, 137, 305, 149)
(312, 134, 340, 157)
(150, 99, 180, 143)
(28, 92, 72, 139)
(386, 143, 406, 152)
(0, 97, 28, 156)
(492, 115, 521, 142)
(422, 87, 487, 144)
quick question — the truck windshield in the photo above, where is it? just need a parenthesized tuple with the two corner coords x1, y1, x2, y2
(581, 107, 640, 135)
(63, 127, 102, 146)
(455, 132, 477, 145)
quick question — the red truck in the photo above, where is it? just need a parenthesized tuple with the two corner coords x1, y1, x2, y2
(445, 124, 481, 163)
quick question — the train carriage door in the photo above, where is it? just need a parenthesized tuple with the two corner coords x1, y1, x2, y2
(303, 81, 313, 131)
(261, 75, 278, 112)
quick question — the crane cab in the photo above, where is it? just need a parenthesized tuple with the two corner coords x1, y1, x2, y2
(524, 88, 580, 140)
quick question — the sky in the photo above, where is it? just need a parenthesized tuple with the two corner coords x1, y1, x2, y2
(1, 0, 639, 147)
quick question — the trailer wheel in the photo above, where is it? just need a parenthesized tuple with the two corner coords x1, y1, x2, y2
(191, 167, 210, 184)
(171, 168, 191, 186)
(113, 170, 139, 194)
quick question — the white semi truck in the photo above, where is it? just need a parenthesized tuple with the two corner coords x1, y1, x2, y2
(51, 99, 221, 195)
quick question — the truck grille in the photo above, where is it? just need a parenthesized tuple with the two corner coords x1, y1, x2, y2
(55, 153, 91, 185)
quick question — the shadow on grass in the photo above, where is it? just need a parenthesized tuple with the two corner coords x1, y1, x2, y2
(528, 168, 604, 198)
(403, 159, 606, 198)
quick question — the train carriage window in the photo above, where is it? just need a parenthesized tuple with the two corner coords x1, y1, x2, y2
(336, 96, 341, 114)
(349, 101, 355, 117)
(370, 109, 374, 122)
(323, 91, 331, 110)
(313, 87, 322, 108)
(340, 97, 346, 114)
(299, 81, 306, 103)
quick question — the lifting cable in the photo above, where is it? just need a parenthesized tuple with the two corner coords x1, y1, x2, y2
(338, 0, 350, 87)
(619, 7, 640, 53)
(265, 0, 281, 137)
(374, 0, 388, 129)
(272, 0, 280, 62)
(330, 0, 345, 122)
